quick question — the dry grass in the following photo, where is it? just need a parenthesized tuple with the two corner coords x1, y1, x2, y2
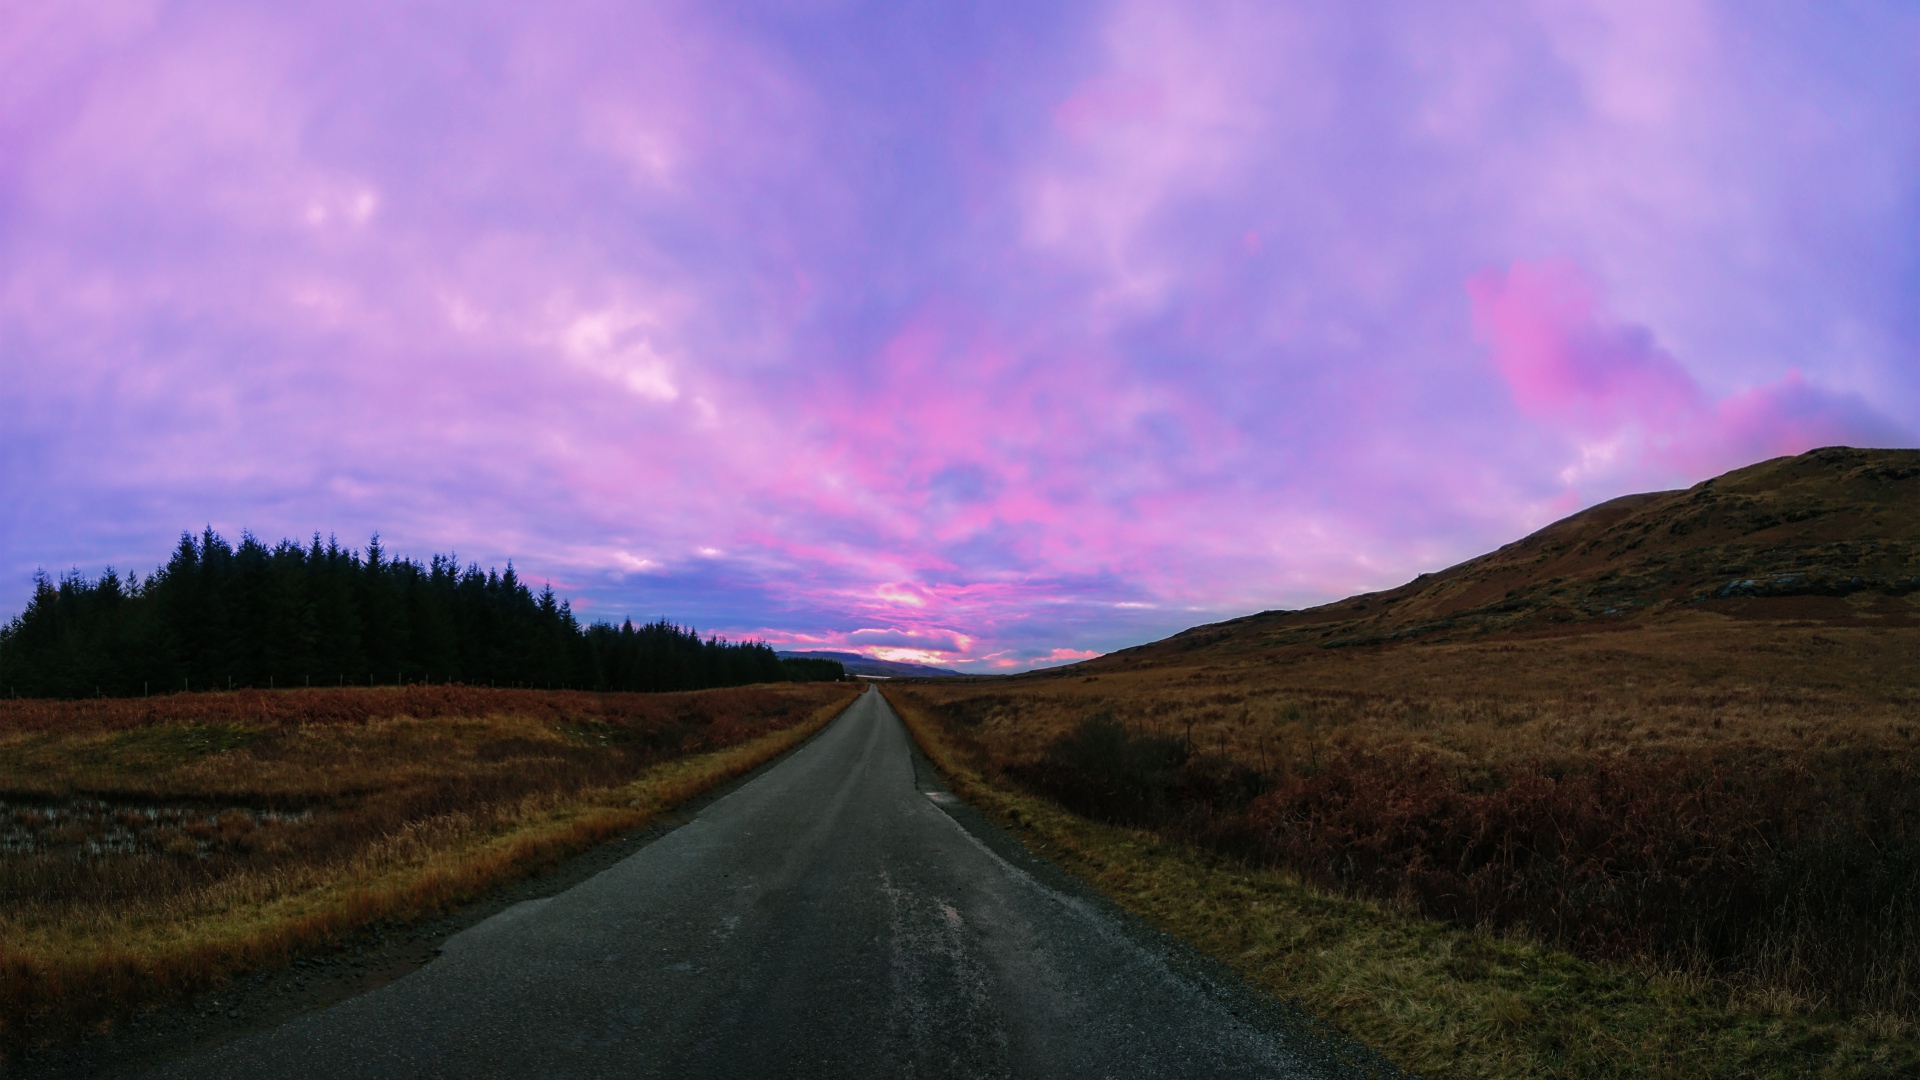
(0, 682, 860, 1046)
(884, 602, 1920, 1076)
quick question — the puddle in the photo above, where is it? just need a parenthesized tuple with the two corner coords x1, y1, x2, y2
(0, 797, 311, 858)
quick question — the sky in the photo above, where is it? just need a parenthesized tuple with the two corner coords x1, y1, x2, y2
(2, 1, 1916, 671)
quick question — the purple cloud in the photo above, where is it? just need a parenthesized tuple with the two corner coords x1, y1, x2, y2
(1469, 258, 1908, 491)
(2, 2, 1916, 670)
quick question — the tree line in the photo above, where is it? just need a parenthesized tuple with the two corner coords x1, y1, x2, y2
(0, 530, 842, 698)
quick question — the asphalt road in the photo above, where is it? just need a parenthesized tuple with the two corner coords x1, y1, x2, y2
(148, 687, 1392, 1079)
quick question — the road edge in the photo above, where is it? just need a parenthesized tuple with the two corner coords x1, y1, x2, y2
(879, 685, 1413, 1080)
(9, 686, 866, 1080)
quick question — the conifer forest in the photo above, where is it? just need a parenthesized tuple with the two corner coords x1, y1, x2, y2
(0, 530, 834, 698)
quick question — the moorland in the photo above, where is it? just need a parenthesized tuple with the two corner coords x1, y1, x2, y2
(6, 446, 1916, 1077)
(0, 681, 859, 1051)
(886, 445, 1920, 1077)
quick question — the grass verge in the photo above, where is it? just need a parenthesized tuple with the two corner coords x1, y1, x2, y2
(1, 683, 858, 1051)
(884, 685, 1918, 1079)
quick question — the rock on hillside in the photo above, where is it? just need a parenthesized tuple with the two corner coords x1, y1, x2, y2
(1101, 446, 1920, 661)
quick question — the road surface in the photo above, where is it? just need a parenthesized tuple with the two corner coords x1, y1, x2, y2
(150, 687, 1392, 1079)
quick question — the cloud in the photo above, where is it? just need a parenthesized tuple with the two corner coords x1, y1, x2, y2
(1714, 376, 1909, 463)
(1045, 647, 1103, 661)
(1469, 258, 1909, 487)
(1, 3, 1915, 672)
(986, 647, 1103, 670)
(848, 627, 972, 655)
(1467, 258, 1704, 434)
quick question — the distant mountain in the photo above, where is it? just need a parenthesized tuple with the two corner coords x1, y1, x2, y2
(775, 650, 964, 678)
(1088, 445, 1920, 667)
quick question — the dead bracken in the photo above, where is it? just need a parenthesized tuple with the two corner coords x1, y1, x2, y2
(0, 681, 859, 1051)
(0, 797, 312, 858)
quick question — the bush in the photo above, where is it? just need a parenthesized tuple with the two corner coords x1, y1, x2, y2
(1017, 716, 1190, 826)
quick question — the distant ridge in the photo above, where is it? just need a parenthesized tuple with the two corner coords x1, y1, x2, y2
(776, 650, 963, 678)
(1090, 445, 1920, 667)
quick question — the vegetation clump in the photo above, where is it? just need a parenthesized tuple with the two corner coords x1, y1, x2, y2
(883, 447, 1920, 1075)
(899, 611, 1920, 1023)
(778, 656, 847, 682)
(0, 681, 858, 1047)
(889, 685, 1919, 1077)
(0, 529, 796, 698)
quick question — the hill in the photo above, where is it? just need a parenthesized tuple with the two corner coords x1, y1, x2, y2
(883, 445, 1920, 1071)
(1100, 444, 1920, 664)
(775, 650, 963, 678)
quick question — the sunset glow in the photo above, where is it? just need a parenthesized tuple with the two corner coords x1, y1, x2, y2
(3, 1, 1914, 670)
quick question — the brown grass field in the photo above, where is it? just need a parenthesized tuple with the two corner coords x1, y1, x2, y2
(885, 447, 1920, 1078)
(0, 681, 859, 1049)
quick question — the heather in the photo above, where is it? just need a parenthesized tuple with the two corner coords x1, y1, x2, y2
(892, 603, 1920, 1021)
(0, 682, 858, 1046)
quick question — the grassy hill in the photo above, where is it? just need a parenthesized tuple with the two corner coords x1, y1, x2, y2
(1101, 446, 1919, 662)
(885, 446, 1920, 1078)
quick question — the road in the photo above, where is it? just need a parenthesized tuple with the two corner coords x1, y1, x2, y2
(150, 687, 1391, 1079)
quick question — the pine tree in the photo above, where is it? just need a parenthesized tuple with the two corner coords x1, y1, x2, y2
(0, 530, 809, 698)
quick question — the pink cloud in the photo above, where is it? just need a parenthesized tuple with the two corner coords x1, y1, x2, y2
(2, 4, 1915, 672)
(1045, 647, 1103, 661)
(1466, 258, 1703, 433)
(1468, 258, 1908, 487)
(848, 627, 972, 654)
(1714, 374, 1907, 462)
(984, 647, 1102, 671)
(1052, 74, 1166, 139)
